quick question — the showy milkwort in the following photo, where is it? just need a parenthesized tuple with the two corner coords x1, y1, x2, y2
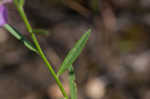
(0, 0, 12, 27)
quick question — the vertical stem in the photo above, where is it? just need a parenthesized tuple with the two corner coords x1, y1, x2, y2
(13, 1, 68, 99)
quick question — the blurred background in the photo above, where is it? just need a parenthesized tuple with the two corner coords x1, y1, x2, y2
(1, 0, 150, 99)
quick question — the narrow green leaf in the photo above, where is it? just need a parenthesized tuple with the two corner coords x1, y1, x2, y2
(57, 29, 91, 76)
(13, 0, 25, 6)
(13, 0, 18, 5)
(13, 0, 20, 6)
(33, 29, 49, 35)
(4, 24, 37, 53)
(69, 65, 77, 99)
(19, 0, 25, 7)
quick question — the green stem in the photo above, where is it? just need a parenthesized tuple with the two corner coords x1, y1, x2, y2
(13, 1, 68, 99)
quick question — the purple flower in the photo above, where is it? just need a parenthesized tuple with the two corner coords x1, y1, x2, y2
(0, 5, 8, 27)
(0, 0, 12, 27)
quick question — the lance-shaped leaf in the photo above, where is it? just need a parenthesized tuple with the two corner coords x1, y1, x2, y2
(69, 65, 77, 99)
(4, 24, 37, 53)
(57, 29, 91, 76)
